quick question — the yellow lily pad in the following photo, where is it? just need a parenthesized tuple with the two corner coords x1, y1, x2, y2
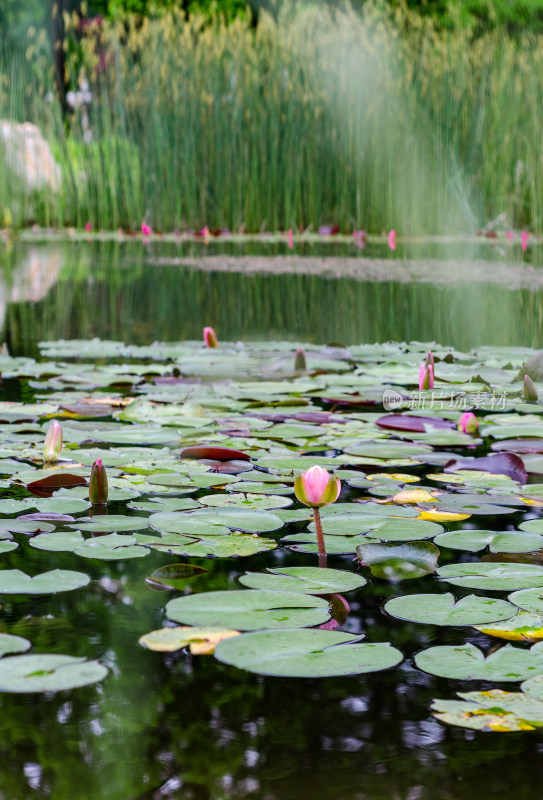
(139, 626, 241, 654)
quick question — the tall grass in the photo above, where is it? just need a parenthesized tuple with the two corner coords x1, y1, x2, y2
(1, 2, 543, 233)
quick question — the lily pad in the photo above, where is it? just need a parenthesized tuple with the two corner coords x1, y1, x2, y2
(139, 626, 240, 654)
(474, 611, 543, 641)
(384, 593, 517, 626)
(509, 588, 543, 615)
(238, 567, 367, 594)
(0, 634, 31, 657)
(356, 541, 440, 580)
(214, 629, 403, 677)
(166, 590, 331, 630)
(0, 654, 107, 692)
(415, 642, 543, 681)
(69, 515, 149, 533)
(434, 530, 543, 553)
(437, 563, 543, 591)
(431, 690, 543, 731)
(145, 563, 208, 590)
(0, 569, 90, 594)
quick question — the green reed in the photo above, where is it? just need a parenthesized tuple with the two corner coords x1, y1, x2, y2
(1, 2, 543, 234)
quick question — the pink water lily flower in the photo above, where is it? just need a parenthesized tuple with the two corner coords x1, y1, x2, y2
(85, 222, 92, 233)
(418, 362, 434, 390)
(287, 229, 294, 249)
(457, 412, 479, 434)
(522, 231, 529, 251)
(203, 326, 218, 348)
(294, 465, 341, 508)
(388, 229, 397, 250)
(506, 231, 514, 241)
(141, 221, 152, 236)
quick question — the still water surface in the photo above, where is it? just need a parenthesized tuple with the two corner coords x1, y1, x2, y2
(0, 240, 542, 800)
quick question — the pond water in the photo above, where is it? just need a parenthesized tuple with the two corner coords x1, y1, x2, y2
(0, 239, 542, 800)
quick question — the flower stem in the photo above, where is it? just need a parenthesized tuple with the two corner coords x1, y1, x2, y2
(313, 507, 327, 568)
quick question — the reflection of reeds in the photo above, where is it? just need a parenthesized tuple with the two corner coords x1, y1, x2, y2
(1, 3, 543, 233)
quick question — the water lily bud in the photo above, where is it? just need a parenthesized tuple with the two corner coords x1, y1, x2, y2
(203, 326, 218, 348)
(424, 351, 434, 370)
(294, 465, 341, 508)
(524, 374, 538, 402)
(89, 458, 108, 504)
(294, 348, 306, 371)
(43, 421, 63, 463)
(458, 412, 479, 434)
(418, 363, 434, 391)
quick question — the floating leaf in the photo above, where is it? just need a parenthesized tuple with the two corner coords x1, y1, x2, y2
(166, 590, 331, 630)
(384, 593, 517, 626)
(356, 541, 440, 580)
(0, 634, 31, 657)
(434, 530, 543, 554)
(69, 515, 149, 533)
(238, 567, 366, 595)
(145, 563, 208, 590)
(139, 626, 240, 654)
(179, 445, 250, 461)
(74, 534, 149, 560)
(474, 610, 543, 641)
(431, 690, 543, 731)
(416, 642, 543, 681)
(509, 588, 543, 615)
(0, 569, 90, 594)
(437, 562, 543, 591)
(0, 654, 107, 692)
(444, 454, 527, 483)
(214, 629, 403, 677)
(197, 493, 292, 511)
(150, 508, 283, 535)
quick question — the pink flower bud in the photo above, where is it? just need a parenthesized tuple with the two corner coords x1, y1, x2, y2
(388, 229, 397, 250)
(203, 326, 218, 348)
(141, 221, 152, 237)
(424, 350, 434, 370)
(457, 412, 479, 434)
(418, 363, 434, 390)
(85, 222, 92, 233)
(524, 374, 538, 402)
(294, 348, 307, 371)
(294, 465, 341, 508)
(521, 231, 529, 251)
(89, 458, 108, 504)
(43, 421, 63, 463)
(287, 229, 294, 249)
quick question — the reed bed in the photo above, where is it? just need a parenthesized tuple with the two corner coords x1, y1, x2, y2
(1, 2, 543, 234)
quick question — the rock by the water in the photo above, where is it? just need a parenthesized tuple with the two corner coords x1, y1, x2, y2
(0, 121, 61, 193)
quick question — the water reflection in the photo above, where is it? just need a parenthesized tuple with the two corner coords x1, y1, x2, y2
(0, 241, 543, 355)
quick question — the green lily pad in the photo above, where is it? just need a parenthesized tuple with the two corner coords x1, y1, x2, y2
(356, 541, 440, 580)
(166, 590, 331, 630)
(0, 569, 90, 594)
(214, 629, 403, 677)
(0, 634, 31, 657)
(69, 515, 149, 533)
(238, 567, 366, 594)
(0, 654, 107, 692)
(437, 563, 543, 591)
(0, 541, 18, 554)
(74, 534, 149, 560)
(415, 642, 543, 681)
(434, 530, 543, 553)
(198, 493, 292, 510)
(145, 563, 208, 590)
(29, 532, 85, 552)
(384, 593, 517, 626)
(141, 532, 277, 558)
(149, 508, 283, 535)
(509, 588, 543, 615)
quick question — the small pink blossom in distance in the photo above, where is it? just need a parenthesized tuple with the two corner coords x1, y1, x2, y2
(85, 222, 92, 233)
(388, 229, 397, 250)
(203, 326, 218, 348)
(294, 465, 341, 508)
(506, 231, 514, 241)
(458, 412, 479, 434)
(288, 229, 294, 249)
(201, 226, 210, 237)
(141, 221, 152, 236)
(419, 362, 434, 390)
(522, 231, 529, 251)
